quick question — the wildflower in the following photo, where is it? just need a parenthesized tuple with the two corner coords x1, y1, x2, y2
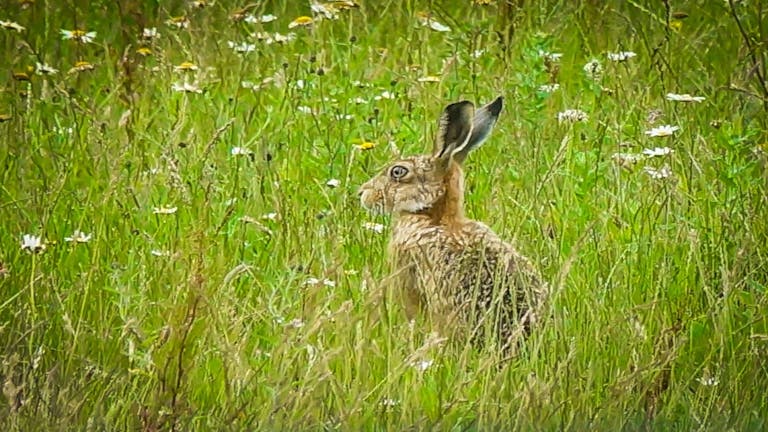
(288, 16, 313, 29)
(557, 109, 588, 123)
(607, 51, 637, 62)
(538, 50, 563, 62)
(374, 90, 395, 100)
(326, 178, 341, 188)
(141, 27, 159, 39)
(174, 62, 199, 72)
(303, 277, 335, 287)
(61, 29, 97, 43)
(355, 141, 376, 150)
(297, 106, 314, 115)
(363, 222, 385, 233)
(13, 72, 30, 81)
(35, 62, 58, 75)
(666, 93, 705, 103)
(643, 164, 673, 180)
(136, 47, 152, 56)
(68, 61, 95, 74)
(612, 152, 644, 169)
(171, 81, 203, 93)
(21, 234, 45, 253)
(0, 20, 26, 32)
(696, 376, 719, 386)
(244, 14, 277, 24)
(411, 359, 434, 372)
(642, 147, 673, 157)
(261, 212, 278, 221)
(583, 59, 603, 81)
(153, 206, 178, 215)
(166, 16, 190, 29)
(254, 32, 296, 44)
(538, 83, 560, 93)
(311, 2, 339, 20)
(416, 12, 451, 32)
(150, 249, 170, 257)
(228, 41, 256, 54)
(380, 398, 400, 407)
(231, 146, 252, 156)
(351, 96, 367, 104)
(64, 229, 92, 243)
(471, 49, 486, 58)
(645, 125, 679, 137)
(417, 75, 441, 83)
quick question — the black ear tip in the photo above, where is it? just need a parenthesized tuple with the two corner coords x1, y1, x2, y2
(488, 96, 503, 115)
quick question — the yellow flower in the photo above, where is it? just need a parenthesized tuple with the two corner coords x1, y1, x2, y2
(68, 61, 95, 74)
(174, 61, 199, 72)
(355, 140, 376, 150)
(13, 72, 30, 81)
(669, 20, 683, 32)
(288, 16, 313, 29)
(136, 47, 153, 56)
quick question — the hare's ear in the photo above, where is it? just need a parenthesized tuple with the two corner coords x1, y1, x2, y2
(452, 96, 503, 164)
(433, 101, 475, 162)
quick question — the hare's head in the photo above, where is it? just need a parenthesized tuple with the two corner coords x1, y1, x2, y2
(359, 96, 503, 218)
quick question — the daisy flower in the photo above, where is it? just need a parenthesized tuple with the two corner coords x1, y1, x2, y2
(326, 178, 341, 188)
(607, 51, 637, 62)
(228, 41, 256, 53)
(288, 16, 313, 29)
(416, 12, 451, 32)
(538, 50, 563, 62)
(643, 164, 673, 180)
(153, 206, 178, 215)
(363, 222, 385, 234)
(35, 62, 58, 75)
(642, 147, 673, 157)
(665, 93, 705, 103)
(231, 146, 253, 156)
(61, 29, 97, 43)
(0, 20, 26, 32)
(68, 61, 95, 74)
(174, 62, 199, 72)
(645, 125, 679, 137)
(21, 234, 46, 253)
(172, 82, 203, 93)
(141, 27, 160, 40)
(538, 83, 560, 93)
(244, 14, 277, 24)
(64, 230, 92, 243)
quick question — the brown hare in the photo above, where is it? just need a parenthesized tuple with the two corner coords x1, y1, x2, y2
(359, 96, 548, 349)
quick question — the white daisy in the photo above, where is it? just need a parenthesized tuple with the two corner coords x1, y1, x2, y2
(643, 164, 673, 180)
(64, 230, 92, 243)
(231, 146, 252, 156)
(60, 29, 97, 43)
(21, 234, 45, 253)
(326, 178, 341, 188)
(228, 41, 256, 54)
(244, 14, 277, 23)
(642, 147, 673, 157)
(153, 206, 178, 215)
(645, 125, 679, 137)
(35, 62, 59, 75)
(141, 27, 159, 39)
(607, 51, 637, 62)
(412, 359, 434, 372)
(171, 81, 203, 93)
(665, 93, 705, 103)
(538, 50, 563, 62)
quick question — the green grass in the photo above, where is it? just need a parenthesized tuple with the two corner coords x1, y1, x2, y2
(2, 0, 768, 430)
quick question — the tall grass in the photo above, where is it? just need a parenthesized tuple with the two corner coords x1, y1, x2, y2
(1, 0, 767, 430)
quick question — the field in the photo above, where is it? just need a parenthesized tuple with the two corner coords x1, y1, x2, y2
(2, 0, 768, 430)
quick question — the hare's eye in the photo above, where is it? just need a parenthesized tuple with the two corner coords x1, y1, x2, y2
(389, 165, 409, 180)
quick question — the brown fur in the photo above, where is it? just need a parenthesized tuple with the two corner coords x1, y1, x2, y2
(359, 97, 548, 348)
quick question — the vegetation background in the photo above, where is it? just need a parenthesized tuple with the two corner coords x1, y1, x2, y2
(1, 0, 767, 430)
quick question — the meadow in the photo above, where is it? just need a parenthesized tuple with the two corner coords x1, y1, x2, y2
(1, 0, 767, 430)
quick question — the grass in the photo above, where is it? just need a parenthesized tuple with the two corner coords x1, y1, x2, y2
(1, 0, 768, 430)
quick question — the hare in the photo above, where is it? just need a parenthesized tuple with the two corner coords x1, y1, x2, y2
(359, 96, 548, 348)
